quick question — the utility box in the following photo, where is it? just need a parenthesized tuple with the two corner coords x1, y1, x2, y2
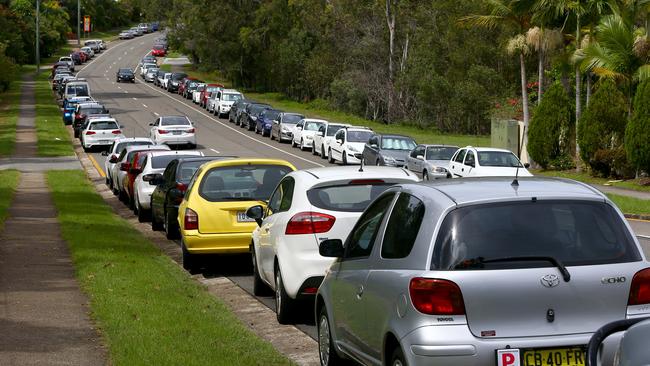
(491, 119, 529, 164)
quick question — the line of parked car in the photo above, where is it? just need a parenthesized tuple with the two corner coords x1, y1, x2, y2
(53, 35, 650, 366)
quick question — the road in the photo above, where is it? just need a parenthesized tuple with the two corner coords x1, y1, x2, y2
(76, 32, 650, 341)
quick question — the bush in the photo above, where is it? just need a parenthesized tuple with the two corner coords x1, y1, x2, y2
(626, 80, 650, 174)
(527, 83, 574, 169)
(0, 43, 17, 92)
(577, 80, 628, 176)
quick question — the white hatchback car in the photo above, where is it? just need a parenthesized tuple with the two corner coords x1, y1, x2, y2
(449, 146, 533, 178)
(149, 115, 197, 148)
(247, 166, 420, 324)
(102, 137, 154, 190)
(312, 122, 349, 158)
(192, 84, 206, 104)
(140, 63, 157, 77)
(80, 118, 124, 151)
(132, 150, 204, 222)
(291, 118, 328, 150)
(328, 127, 374, 165)
(144, 67, 159, 82)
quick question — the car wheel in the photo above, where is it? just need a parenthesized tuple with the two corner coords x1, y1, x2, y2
(252, 247, 271, 296)
(275, 267, 295, 324)
(118, 188, 127, 202)
(164, 210, 179, 239)
(181, 240, 199, 274)
(390, 344, 406, 366)
(423, 170, 429, 181)
(342, 152, 348, 165)
(376, 159, 381, 166)
(328, 149, 335, 164)
(270, 132, 275, 141)
(291, 138, 297, 148)
(312, 144, 318, 155)
(151, 204, 163, 231)
(320, 145, 326, 159)
(318, 306, 345, 366)
(128, 194, 135, 210)
(300, 139, 305, 151)
(137, 202, 149, 222)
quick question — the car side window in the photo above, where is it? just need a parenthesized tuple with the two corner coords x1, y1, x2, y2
(381, 193, 425, 259)
(464, 151, 476, 166)
(279, 177, 294, 212)
(344, 193, 396, 259)
(454, 149, 467, 163)
(369, 136, 378, 147)
(267, 184, 283, 214)
(319, 125, 325, 134)
(335, 130, 344, 142)
(163, 162, 176, 184)
(411, 146, 424, 158)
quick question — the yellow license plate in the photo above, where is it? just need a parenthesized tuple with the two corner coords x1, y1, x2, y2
(522, 347, 585, 366)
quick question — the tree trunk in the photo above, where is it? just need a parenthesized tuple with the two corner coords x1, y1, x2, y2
(575, 16, 582, 171)
(385, 0, 397, 122)
(538, 50, 544, 105)
(585, 73, 591, 107)
(520, 52, 530, 158)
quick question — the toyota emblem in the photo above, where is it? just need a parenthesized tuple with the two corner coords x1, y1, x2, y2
(540, 274, 560, 288)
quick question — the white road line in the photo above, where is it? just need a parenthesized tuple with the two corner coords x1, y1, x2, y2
(210, 148, 220, 154)
(125, 90, 129, 93)
(142, 104, 148, 108)
(640, 235, 650, 239)
(118, 57, 122, 61)
(132, 58, 324, 168)
(117, 86, 122, 89)
(132, 97, 137, 101)
(153, 112, 160, 116)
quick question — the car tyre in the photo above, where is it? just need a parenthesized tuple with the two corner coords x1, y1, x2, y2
(181, 240, 199, 274)
(291, 138, 297, 148)
(275, 267, 295, 324)
(136, 197, 149, 222)
(164, 210, 179, 239)
(423, 170, 429, 181)
(320, 145, 326, 159)
(342, 153, 348, 165)
(270, 132, 275, 141)
(300, 139, 305, 151)
(390, 344, 406, 366)
(318, 306, 346, 366)
(312, 145, 318, 156)
(328, 149, 335, 164)
(252, 247, 271, 296)
(151, 206, 163, 231)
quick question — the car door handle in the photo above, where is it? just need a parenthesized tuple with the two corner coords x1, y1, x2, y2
(356, 285, 364, 298)
(263, 227, 270, 233)
(461, 168, 464, 172)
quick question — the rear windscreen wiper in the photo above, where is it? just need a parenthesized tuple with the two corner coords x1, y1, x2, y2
(454, 256, 571, 282)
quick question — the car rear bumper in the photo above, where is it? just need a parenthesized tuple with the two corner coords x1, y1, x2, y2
(84, 136, 122, 148)
(183, 232, 251, 254)
(157, 135, 196, 146)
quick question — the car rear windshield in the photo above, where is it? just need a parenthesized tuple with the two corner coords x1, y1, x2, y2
(152, 155, 197, 169)
(327, 125, 345, 136)
(90, 121, 118, 130)
(426, 147, 458, 160)
(115, 141, 152, 154)
(177, 160, 214, 183)
(161, 117, 190, 126)
(153, 45, 164, 50)
(199, 165, 292, 202)
(263, 110, 281, 120)
(381, 137, 416, 150)
(432, 200, 640, 270)
(477, 151, 522, 167)
(282, 114, 304, 124)
(67, 85, 89, 96)
(347, 130, 373, 142)
(307, 183, 394, 212)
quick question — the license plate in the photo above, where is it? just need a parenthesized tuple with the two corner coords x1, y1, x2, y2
(497, 347, 585, 366)
(172, 131, 182, 135)
(236, 212, 254, 223)
(99, 140, 111, 144)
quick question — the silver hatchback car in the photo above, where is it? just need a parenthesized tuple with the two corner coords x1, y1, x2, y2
(316, 177, 650, 366)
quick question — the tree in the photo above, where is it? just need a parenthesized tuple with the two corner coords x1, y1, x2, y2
(526, 27, 563, 104)
(626, 79, 650, 175)
(577, 80, 628, 176)
(527, 83, 575, 169)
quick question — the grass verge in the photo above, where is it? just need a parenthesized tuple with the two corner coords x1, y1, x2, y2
(0, 71, 22, 156)
(533, 169, 650, 193)
(47, 170, 290, 365)
(0, 170, 20, 230)
(34, 72, 74, 156)
(606, 194, 650, 216)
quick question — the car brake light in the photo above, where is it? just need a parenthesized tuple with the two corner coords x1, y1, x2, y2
(184, 208, 198, 230)
(158, 129, 169, 134)
(176, 182, 187, 192)
(187, 128, 195, 133)
(285, 212, 335, 235)
(111, 130, 122, 134)
(85, 131, 96, 135)
(628, 268, 650, 305)
(409, 278, 465, 315)
(349, 179, 385, 185)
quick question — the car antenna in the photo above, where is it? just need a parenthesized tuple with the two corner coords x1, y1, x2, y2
(358, 156, 364, 172)
(512, 125, 526, 187)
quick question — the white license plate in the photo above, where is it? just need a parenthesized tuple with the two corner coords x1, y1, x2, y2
(236, 212, 255, 222)
(172, 131, 183, 135)
(99, 140, 111, 144)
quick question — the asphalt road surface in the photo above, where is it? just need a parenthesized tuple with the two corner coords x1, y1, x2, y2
(77, 32, 650, 341)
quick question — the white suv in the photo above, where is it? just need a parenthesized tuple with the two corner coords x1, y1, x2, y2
(247, 166, 420, 323)
(449, 146, 533, 178)
(210, 89, 243, 117)
(327, 126, 374, 165)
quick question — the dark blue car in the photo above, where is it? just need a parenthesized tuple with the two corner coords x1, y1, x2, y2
(255, 109, 282, 137)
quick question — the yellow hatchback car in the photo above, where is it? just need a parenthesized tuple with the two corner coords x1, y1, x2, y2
(178, 158, 296, 272)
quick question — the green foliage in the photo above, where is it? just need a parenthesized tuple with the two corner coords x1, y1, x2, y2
(528, 83, 575, 169)
(577, 80, 629, 177)
(626, 80, 650, 173)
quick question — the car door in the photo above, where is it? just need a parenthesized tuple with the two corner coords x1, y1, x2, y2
(153, 161, 176, 220)
(462, 150, 476, 177)
(449, 148, 467, 177)
(331, 130, 345, 160)
(150, 118, 160, 141)
(330, 192, 397, 358)
(363, 135, 379, 164)
(258, 178, 294, 283)
(408, 145, 424, 172)
(293, 120, 304, 143)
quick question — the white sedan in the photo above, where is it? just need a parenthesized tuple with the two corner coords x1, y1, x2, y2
(328, 127, 374, 165)
(80, 118, 124, 151)
(247, 166, 420, 324)
(132, 150, 203, 222)
(448, 146, 532, 178)
(312, 122, 349, 158)
(291, 118, 327, 150)
(102, 137, 153, 191)
(149, 115, 197, 148)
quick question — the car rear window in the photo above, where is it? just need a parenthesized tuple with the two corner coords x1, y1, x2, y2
(199, 165, 292, 202)
(90, 121, 118, 130)
(152, 155, 197, 169)
(115, 141, 152, 154)
(307, 183, 394, 212)
(426, 147, 458, 160)
(67, 85, 89, 96)
(161, 117, 190, 126)
(432, 200, 640, 270)
(304, 121, 324, 131)
(477, 151, 522, 167)
(327, 125, 345, 136)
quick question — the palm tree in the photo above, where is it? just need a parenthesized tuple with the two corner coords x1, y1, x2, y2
(526, 26, 564, 103)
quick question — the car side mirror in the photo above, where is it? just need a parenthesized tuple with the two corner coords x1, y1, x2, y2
(297, 126, 303, 130)
(129, 167, 142, 174)
(319, 239, 344, 258)
(370, 143, 378, 149)
(336, 139, 343, 145)
(416, 155, 424, 160)
(149, 123, 154, 126)
(467, 161, 475, 168)
(246, 205, 264, 227)
(109, 155, 118, 163)
(105, 109, 109, 113)
(101, 151, 109, 156)
(318, 131, 324, 137)
(273, 120, 279, 124)
(524, 163, 530, 169)
(143, 173, 163, 185)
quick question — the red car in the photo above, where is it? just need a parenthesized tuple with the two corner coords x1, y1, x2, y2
(177, 77, 197, 96)
(200, 83, 225, 108)
(151, 44, 166, 57)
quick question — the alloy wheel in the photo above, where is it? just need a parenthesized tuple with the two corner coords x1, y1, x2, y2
(319, 314, 331, 365)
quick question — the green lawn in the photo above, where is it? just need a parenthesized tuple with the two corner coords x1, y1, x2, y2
(0, 170, 20, 230)
(34, 72, 74, 156)
(46, 170, 290, 365)
(0, 72, 22, 156)
(606, 194, 650, 216)
(533, 169, 650, 193)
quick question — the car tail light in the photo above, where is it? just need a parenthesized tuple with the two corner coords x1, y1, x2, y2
(184, 208, 198, 230)
(409, 278, 465, 315)
(111, 130, 122, 134)
(186, 128, 195, 133)
(176, 182, 187, 192)
(285, 212, 335, 235)
(349, 179, 385, 185)
(628, 268, 650, 305)
(85, 131, 96, 135)
(158, 129, 169, 134)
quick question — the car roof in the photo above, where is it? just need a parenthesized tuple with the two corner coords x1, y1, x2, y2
(78, 102, 103, 108)
(405, 177, 606, 206)
(145, 150, 203, 158)
(419, 144, 459, 148)
(198, 158, 296, 171)
(86, 114, 111, 119)
(303, 118, 328, 123)
(115, 137, 152, 143)
(294, 166, 418, 183)
(462, 146, 514, 153)
(124, 145, 170, 153)
(377, 133, 414, 139)
(87, 117, 117, 123)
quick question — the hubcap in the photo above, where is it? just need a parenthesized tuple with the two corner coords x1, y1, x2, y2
(393, 359, 403, 366)
(275, 273, 282, 314)
(319, 315, 331, 365)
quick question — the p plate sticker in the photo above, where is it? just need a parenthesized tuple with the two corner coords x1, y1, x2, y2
(497, 349, 520, 366)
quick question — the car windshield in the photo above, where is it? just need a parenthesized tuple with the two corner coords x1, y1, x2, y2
(67, 85, 89, 96)
(282, 114, 304, 124)
(178, 161, 213, 183)
(152, 155, 197, 169)
(426, 147, 458, 160)
(119, 69, 133, 74)
(172, 74, 187, 80)
(327, 125, 345, 136)
(307, 183, 394, 212)
(432, 200, 640, 270)
(222, 93, 241, 101)
(381, 137, 416, 150)
(347, 130, 373, 142)
(115, 141, 152, 154)
(199, 165, 292, 202)
(477, 151, 523, 167)
(304, 121, 324, 131)
(161, 117, 190, 126)
(90, 121, 118, 130)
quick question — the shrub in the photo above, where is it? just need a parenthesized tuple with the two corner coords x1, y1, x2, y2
(626, 80, 650, 174)
(527, 83, 574, 169)
(577, 80, 628, 176)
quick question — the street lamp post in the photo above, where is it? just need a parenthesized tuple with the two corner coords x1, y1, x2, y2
(77, 0, 81, 46)
(35, 0, 40, 73)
